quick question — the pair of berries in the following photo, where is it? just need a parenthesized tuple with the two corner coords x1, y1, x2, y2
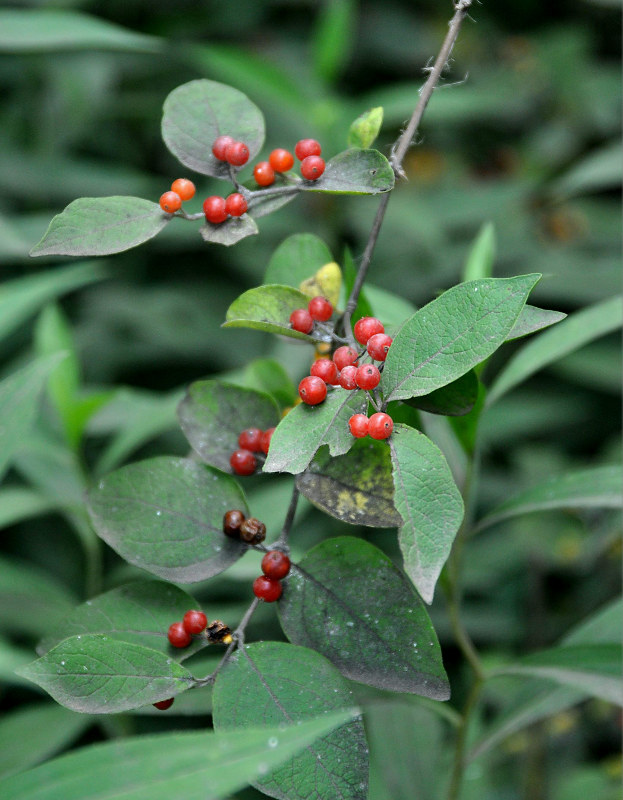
(203, 193, 248, 224)
(159, 178, 196, 214)
(252, 550, 291, 603)
(254, 139, 325, 187)
(229, 427, 276, 476)
(212, 135, 250, 167)
(348, 411, 394, 440)
(167, 609, 208, 648)
(290, 295, 334, 335)
(223, 510, 267, 545)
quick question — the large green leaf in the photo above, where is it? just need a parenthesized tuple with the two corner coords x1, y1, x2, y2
(161, 79, 265, 179)
(263, 389, 368, 475)
(17, 635, 195, 713)
(389, 424, 464, 604)
(177, 380, 280, 473)
(296, 439, 402, 527)
(223, 284, 321, 341)
(213, 642, 369, 800)
(383, 275, 541, 402)
(303, 149, 394, 194)
(487, 296, 623, 405)
(30, 197, 171, 257)
(264, 233, 333, 287)
(279, 537, 449, 698)
(0, 712, 358, 800)
(86, 457, 248, 582)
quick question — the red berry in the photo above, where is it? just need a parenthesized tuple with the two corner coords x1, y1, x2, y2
(203, 196, 227, 224)
(225, 193, 248, 216)
(261, 550, 291, 580)
(354, 316, 385, 345)
(333, 346, 359, 371)
(367, 333, 393, 361)
(290, 308, 314, 334)
(167, 621, 192, 648)
(253, 575, 283, 602)
(308, 296, 333, 321)
(348, 413, 369, 438)
(212, 135, 236, 161)
(238, 428, 263, 451)
(260, 427, 275, 455)
(225, 141, 250, 167)
(170, 178, 196, 201)
(298, 375, 327, 405)
(269, 148, 295, 172)
(356, 363, 381, 391)
(338, 365, 358, 390)
(153, 698, 175, 711)
(182, 609, 208, 634)
(230, 449, 257, 476)
(295, 139, 322, 160)
(300, 155, 325, 181)
(223, 509, 245, 538)
(253, 161, 275, 187)
(368, 412, 394, 440)
(310, 358, 339, 385)
(159, 191, 182, 214)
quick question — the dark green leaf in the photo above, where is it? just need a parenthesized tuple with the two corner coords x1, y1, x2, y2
(17, 635, 195, 713)
(213, 641, 369, 800)
(30, 198, 171, 257)
(279, 537, 449, 697)
(245, 185, 299, 218)
(404, 370, 479, 417)
(264, 233, 333, 287)
(86, 457, 248, 582)
(161, 79, 264, 179)
(223, 284, 322, 341)
(389, 424, 464, 603)
(383, 275, 541, 402)
(177, 380, 280, 472)
(223, 358, 297, 408)
(296, 439, 402, 527)
(304, 149, 394, 194)
(462, 221, 495, 282)
(348, 107, 384, 149)
(506, 305, 567, 341)
(199, 215, 258, 246)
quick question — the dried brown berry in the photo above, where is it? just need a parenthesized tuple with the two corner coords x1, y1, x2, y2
(239, 517, 266, 545)
(205, 620, 232, 643)
(223, 509, 246, 538)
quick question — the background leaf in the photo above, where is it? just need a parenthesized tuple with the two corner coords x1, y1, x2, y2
(462, 221, 495, 282)
(348, 107, 384, 149)
(263, 233, 334, 287)
(403, 370, 478, 417)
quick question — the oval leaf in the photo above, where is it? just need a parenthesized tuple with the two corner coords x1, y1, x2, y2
(30, 197, 171, 257)
(86, 457, 248, 582)
(161, 79, 265, 178)
(279, 537, 449, 698)
(199, 214, 258, 246)
(303, 149, 394, 194)
(389, 424, 464, 604)
(223, 284, 322, 341)
(213, 641, 369, 800)
(264, 233, 334, 287)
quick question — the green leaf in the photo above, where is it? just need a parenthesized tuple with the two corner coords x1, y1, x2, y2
(161, 79, 265, 179)
(223, 284, 322, 341)
(364, 283, 417, 328)
(17, 635, 195, 713)
(30, 197, 171, 257)
(213, 642, 369, 800)
(38, 580, 206, 661)
(462, 221, 495, 282)
(404, 370, 479, 417)
(311, 0, 356, 83)
(177, 380, 280, 473)
(0, 354, 67, 482)
(86, 457, 248, 582)
(389, 424, 464, 604)
(0, 488, 59, 528)
(487, 296, 623, 405)
(550, 140, 622, 198)
(383, 275, 541, 403)
(506, 305, 567, 340)
(199, 214, 258, 246)
(305, 149, 394, 194)
(348, 107, 384, 149)
(296, 439, 402, 527)
(279, 537, 449, 698)
(476, 465, 622, 532)
(264, 389, 368, 475)
(264, 233, 333, 287)
(0, 712, 358, 800)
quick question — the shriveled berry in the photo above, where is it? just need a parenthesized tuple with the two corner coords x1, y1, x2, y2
(253, 161, 275, 187)
(212, 135, 236, 161)
(269, 148, 295, 173)
(170, 178, 196, 201)
(367, 333, 393, 361)
(298, 375, 327, 405)
(354, 316, 385, 345)
(290, 308, 314, 334)
(182, 609, 208, 635)
(225, 141, 250, 167)
(260, 427, 275, 455)
(348, 413, 369, 438)
(333, 346, 359, 371)
(300, 155, 325, 181)
(223, 509, 246, 538)
(261, 550, 291, 580)
(167, 621, 192, 648)
(295, 139, 322, 160)
(230, 449, 257, 476)
(238, 428, 263, 452)
(368, 412, 394, 440)
(153, 698, 175, 711)
(338, 365, 358, 390)
(203, 195, 227, 224)
(240, 517, 266, 545)
(310, 357, 339, 385)
(356, 363, 381, 391)
(307, 296, 333, 321)
(159, 191, 182, 214)
(225, 192, 248, 217)
(253, 575, 283, 602)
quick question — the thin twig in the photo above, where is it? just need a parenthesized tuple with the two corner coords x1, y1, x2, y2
(274, 484, 300, 549)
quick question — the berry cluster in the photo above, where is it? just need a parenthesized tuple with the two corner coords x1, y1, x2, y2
(252, 549, 291, 603)
(253, 138, 325, 187)
(229, 427, 275, 476)
(223, 509, 267, 545)
(159, 178, 196, 214)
